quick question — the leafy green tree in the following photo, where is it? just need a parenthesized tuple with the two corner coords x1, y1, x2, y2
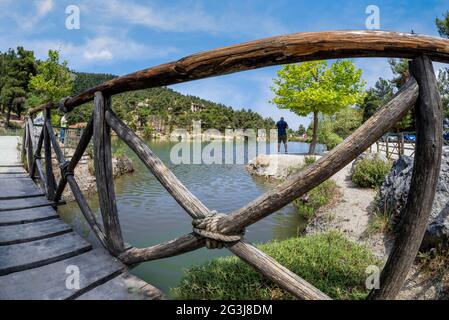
(436, 11, 449, 117)
(436, 11, 449, 38)
(29, 50, 73, 103)
(0, 47, 36, 127)
(359, 78, 394, 122)
(388, 58, 410, 89)
(297, 124, 306, 135)
(361, 60, 413, 132)
(438, 68, 449, 117)
(271, 60, 365, 154)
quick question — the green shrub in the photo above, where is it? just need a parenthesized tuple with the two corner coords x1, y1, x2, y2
(351, 156, 391, 188)
(293, 179, 337, 219)
(367, 211, 392, 235)
(142, 124, 154, 139)
(112, 145, 127, 158)
(172, 231, 379, 300)
(319, 131, 343, 150)
(304, 156, 317, 166)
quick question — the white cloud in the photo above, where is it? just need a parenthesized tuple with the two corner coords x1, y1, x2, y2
(35, 0, 53, 18)
(93, 0, 287, 37)
(6, 0, 54, 30)
(0, 35, 177, 68)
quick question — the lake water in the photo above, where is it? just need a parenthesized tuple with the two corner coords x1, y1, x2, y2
(58, 140, 325, 296)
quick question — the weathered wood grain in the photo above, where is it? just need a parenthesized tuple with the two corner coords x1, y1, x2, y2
(106, 109, 211, 220)
(120, 77, 421, 270)
(93, 92, 124, 255)
(0, 206, 59, 226)
(54, 115, 93, 203)
(0, 167, 26, 174)
(27, 31, 449, 115)
(43, 109, 56, 200)
(0, 173, 29, 179)
(76, 273, 166, 300)
(219, 77, 419, 234)
(369, 56, 443, 300)
(0, 196, 64, 211)
(30, 127, 44, 179)
(119, 233, 205, 264)
(0, 249, 124, 300)
(0, 178, 45, 200)
(26, 118, 33, 174)
(0, 219, 72, 245)
(0, 232, 92, 276)
(228, 240, 331, 300)
(65, 174, 109, 250)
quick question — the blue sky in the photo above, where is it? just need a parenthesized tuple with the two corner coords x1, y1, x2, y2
(0, 0, 447, 128)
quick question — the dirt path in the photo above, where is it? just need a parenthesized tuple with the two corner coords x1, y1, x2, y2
(0, 136, 21, 166)
(305, 161, 442, 299)
(305, 163, 388, 254)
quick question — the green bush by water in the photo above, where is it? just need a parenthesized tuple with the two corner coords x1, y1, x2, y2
(351, 156, 392, 188)
(293, 179, 337, 219)
(172, 231, 379, 300)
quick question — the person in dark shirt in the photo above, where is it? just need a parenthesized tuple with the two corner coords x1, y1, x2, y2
(276, 117, 289, 153)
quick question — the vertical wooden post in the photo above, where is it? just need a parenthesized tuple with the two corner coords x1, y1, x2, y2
(386, 139, 390, 159)
(44, 108, 56, 200)
(93, 92, 124, 255)
(21, 123, 27, 165)
(369, 56, 443, 300)
(25, 119, 33, 174)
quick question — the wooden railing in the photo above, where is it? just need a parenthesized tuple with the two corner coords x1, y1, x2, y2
(23, 30, 447, 300)
(370, 133, 416, 160)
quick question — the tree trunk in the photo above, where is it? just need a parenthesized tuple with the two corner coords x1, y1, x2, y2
(309, 111, 319, 155)
(5, 105, 11, 128)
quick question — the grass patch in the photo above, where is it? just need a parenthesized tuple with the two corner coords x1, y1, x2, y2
(351, 155, 392, 188)
(367, 210, 392, 235)
(293, 179, 338, 219)
(172, 231, 379, 300)
(417, 248, 449, 299)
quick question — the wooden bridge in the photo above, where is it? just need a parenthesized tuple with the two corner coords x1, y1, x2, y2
(0, 30, 448, 300)
(0, 137, 164, 299)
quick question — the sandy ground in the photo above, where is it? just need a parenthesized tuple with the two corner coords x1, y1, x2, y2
(306, 163, 392, 258)
(305, 161, 443, 299)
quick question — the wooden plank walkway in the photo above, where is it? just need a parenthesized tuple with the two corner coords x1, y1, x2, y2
(0, 137, 164, 300)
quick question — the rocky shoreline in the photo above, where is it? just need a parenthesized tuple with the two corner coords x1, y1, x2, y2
(53, 155, 134, 202)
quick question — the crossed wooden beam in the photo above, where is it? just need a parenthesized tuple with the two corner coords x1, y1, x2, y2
(25, 30, 446, 300)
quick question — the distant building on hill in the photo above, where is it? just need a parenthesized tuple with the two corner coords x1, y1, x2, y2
(191, 103, 206, 113)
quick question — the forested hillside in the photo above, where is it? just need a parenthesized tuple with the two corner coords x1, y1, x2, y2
(68, 72, 275, 135)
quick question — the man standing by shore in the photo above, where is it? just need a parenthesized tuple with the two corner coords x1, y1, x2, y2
(276, 117, 288, 153)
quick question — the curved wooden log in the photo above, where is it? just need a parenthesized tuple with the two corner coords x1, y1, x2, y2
(43, 109, 56, 200)
(28, 30, 449, 115)
(219, 77, 419, 234)
(119, 233, 205, 264)
(30, 127, 44, 179)
(93, 92, 124, 255)
(105, 109, 212, 220)
(54, 115, 93, 203)
(369, 56, 443, 300)
(228, 240, 330, 300)
(118, 78, 420, 268)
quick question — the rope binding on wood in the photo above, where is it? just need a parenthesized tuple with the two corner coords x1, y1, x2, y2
(60, 160, 73, 179)
(58, 97, 71, 113)
(192, 211, 244, 249)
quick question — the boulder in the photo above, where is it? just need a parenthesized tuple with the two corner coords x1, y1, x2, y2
(377, 147, 449, 249)
(112, 155, 134, 178)
(246, 154, 321, 179)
